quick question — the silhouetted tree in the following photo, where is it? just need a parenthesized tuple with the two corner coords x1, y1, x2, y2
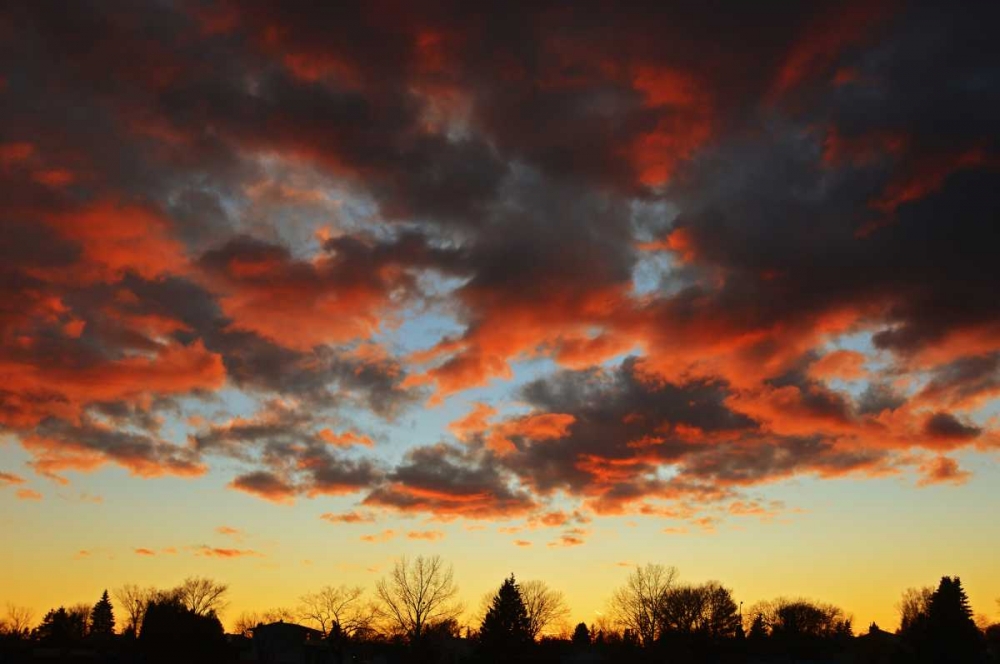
(572, 622, 591, 646)
(298, 584, 374, 638)
(919, 576, 985, 663)
(114, 584, 157, 637)
(748, 613, 767, 641)
(177, 576, 229, 617)
(375, 555, 462, 643)
(90, 589, 115, 638)
(898, 585, 933, 634)
(413, 617, 463, 664)
(610, 563, 677, 646)
(658, 581, 741, 639)
(139, 596, 227, 663)
(34, 607, 87, 646)
(984, 623, 1000, 663)
(520, 579, 570, 640)
(749, 598, 851, 639)
(479, 575, 532, 659)
(232, 607, 296, 637)
(0, 604, 33, 639)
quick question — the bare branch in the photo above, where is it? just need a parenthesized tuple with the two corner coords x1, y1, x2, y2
(609, 563, 678, 646)
(298, 585, 366, 637)
(520, 580, 570, 640)
(375, 555, 462, 642)
(2, 604, 34, 637)
(113, 585, 159, 637)
(176, 577, 229, 617)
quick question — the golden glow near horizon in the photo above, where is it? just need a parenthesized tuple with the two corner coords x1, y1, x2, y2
(3, 465, 999, 633)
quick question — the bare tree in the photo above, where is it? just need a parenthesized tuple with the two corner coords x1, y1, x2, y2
(232, 612, 260, 638)
(68, 604, 92, 637)
(375, 555, 463, 642)
(177, 577, 229, 617)
(609, 563, 678, 646)
(897, 586, 933, 632)
(232, 607, 296, 637)
(2, 604, 34, 637)
(591, 614, 622, 644)
(471, 591, 494, 628)
(747, 597, 852, 638)
(520, 580, 570, 640)
(114, 584, 158, 637)
(298, 585, 367, 636)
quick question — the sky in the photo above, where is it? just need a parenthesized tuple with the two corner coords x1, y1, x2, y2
(1, 0, 999, 634)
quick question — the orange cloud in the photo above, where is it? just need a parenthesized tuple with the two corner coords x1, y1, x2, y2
(360, 529, 396, 543)
(406, 530, 445, 541)
(134, 548, 156, 556)
(869, 148, 989, 220)
(16, 488, 42, 501)
(42, 200, 189, 284)
(770, 0, 893, 98)
(808, 350, 868, 381)
(197, 235, 427, 351)
(728, 500, 786, 521)
(0, 340, 226, 428)
(0, 471, 25, 485)
(449, 402, 497, 442)
(319, 429, 375, 448)
(547, 534, 585, 548)
(513, 540, 532, 547)
(320, 511, 376, 524)
(529, 511, 569, 528)
(482, 413, 576, 455)
(414, 283, 636, 402)
(629, 66, 713, 186)
(0, 141, 35, 166)
(917, 456, 972, 487)
(196, 546, 263, 558)
(365, 482, 535, 520)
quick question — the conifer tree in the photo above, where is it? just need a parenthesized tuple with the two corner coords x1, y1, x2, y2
(922, 576, 985, 663)
(90, 590, 115, 638)
(478, 575, 532, 659)
(748, 613, 768, 640)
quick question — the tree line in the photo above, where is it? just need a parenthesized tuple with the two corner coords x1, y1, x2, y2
(2, 556, 999, 663)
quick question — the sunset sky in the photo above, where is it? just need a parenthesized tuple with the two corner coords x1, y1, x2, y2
(1, 1, 999, 633)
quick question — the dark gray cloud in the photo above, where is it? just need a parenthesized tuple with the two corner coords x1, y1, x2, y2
(364, 443, 536, 519)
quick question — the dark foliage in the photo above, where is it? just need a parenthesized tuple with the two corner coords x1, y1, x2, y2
(33, 607, 87, 646)
(139, 597, 230, 663)
(479, 575, 533, 661)
(901, 576, 987, 663)
(89, 590, 115, 639)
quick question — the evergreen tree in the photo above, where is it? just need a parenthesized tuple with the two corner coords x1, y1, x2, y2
(139, 597, 227, 664)
(748, 613, 768, 641)
(478, 575, 532, 660)
(572, 622, 591, 646)
(34, 607, 87, 646)
(922, 576, 985, 663)
(90, 590, 116, 638)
